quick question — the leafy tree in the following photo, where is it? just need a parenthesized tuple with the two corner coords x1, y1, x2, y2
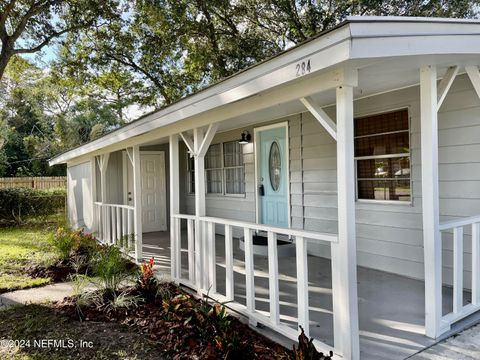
(58, 0, 480, 109)
(0, 0, 120, 80)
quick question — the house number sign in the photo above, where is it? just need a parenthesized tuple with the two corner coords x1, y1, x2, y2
(295, 59, 311, 77)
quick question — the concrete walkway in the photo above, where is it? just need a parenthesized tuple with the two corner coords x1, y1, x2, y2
(409, 324, 480, 359)
(0, 282, 73, 309)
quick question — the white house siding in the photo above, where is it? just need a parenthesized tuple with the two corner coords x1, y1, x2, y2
(105, 151, 124, 204)
(67, 161, 93, 231)
(178, 74, 480, 287)
(293, 73, 480, 288)
(181, 128, 257, 230)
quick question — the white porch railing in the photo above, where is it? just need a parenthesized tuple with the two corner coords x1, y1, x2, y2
(171, 213, 338, 355)
(439, 215, 480, 331)
(94, 202, 135, 251)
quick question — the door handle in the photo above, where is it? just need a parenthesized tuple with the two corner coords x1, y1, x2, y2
(259, 184, 265, 196)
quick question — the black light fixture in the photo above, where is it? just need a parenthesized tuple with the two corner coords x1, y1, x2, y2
(239, 130, 251, 145)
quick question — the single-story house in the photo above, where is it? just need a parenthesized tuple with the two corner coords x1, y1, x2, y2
(50, 16, 480, 359)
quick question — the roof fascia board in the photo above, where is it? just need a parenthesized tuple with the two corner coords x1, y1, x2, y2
(50, 29, 352, 165)
(52, 65, 357, 164)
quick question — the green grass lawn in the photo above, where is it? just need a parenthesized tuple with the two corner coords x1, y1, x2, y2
(0, 227, 59, 293)
(0, 304, 161, 360)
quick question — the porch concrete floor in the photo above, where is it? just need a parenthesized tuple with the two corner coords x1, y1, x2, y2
(142, 231, 472, 360)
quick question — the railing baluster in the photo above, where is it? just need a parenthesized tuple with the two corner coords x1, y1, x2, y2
(106, 207, 111, 244)
(116, 208, 121, 246)
(187, 218, 195, 282)
(296, 236, 310, 337)
(453, 226, 464, 313)
(207, 221, 216, 293)
(225, 224, 234, 301)
(244, 228, 255, 317)
(268, 231, 280, 326)
(127, 209, 132, 249)
(472, 223, 480, 305)
(122, 208, 127, 246)
(175, 217, 181, 280)
(111, 206, 116, 245)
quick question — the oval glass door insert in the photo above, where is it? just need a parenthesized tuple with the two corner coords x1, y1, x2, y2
(269, 141, 281, 191)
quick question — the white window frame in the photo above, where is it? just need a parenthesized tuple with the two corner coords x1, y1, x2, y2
(354, 108, 412, 205)
(187, 140, 246, 198)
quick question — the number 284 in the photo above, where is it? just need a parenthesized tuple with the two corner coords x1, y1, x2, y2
(295, 59, 311, 77)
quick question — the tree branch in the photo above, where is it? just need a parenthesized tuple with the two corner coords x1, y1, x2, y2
(13, 23, 92, 54)
(0, 0, 17, 41)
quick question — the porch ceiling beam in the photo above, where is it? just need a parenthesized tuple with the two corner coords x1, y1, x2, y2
(197, 123, 219, 158)
(179, 132, 195, 156)
(437, 66, 458, 110)
(300, 96, 337, 140)
(466, 66, 480, 100)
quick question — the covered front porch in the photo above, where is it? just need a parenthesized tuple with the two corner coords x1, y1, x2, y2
(142, 230, 471, 360)
(87, 61, 480, 359)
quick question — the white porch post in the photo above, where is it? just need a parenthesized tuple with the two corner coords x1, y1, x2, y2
(96, 153, 110, 243)
(420, 65, 442, 338)
(169, 134, 180, 281)
(331, 84, 360, 359)
(132, 145, 143, 262)
(193, 128, 206, 290)
(91, 157, 97, 234)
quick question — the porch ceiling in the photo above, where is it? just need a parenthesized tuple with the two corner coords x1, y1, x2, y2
(194, 54, 480, 136)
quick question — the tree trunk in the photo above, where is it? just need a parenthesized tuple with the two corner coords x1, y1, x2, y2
(0, 46, 12, 81)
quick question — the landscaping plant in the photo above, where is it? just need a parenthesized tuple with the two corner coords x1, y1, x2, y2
(290, 326, 334, 360)
(90, 245, 135, 297)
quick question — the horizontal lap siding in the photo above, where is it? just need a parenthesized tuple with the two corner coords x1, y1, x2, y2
(178, 74, 480, 287)
(181, 127, 257, 235)
(293, 74, 480, 288)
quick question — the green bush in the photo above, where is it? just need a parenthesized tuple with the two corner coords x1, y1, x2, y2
(0, 187, 66, 225)
(49, 227, 98, 260)
(91, 245, 134, 295)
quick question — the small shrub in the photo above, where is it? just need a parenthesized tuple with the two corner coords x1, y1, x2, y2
(137, 257, 158, 301)
(49, 227, 98, 261)
(49, 227, 76, 260)
(91, 245, 135, 296)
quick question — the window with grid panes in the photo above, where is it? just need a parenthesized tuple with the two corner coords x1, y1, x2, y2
(205, 143, 223, 194)
(355, 109, 411, 202)
(187, 140, 245, 195)
(223, 141, 245, 194)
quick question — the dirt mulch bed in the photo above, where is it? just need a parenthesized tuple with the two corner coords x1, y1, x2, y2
(0, 304, 164, 360)
(54, 283, 292, 359)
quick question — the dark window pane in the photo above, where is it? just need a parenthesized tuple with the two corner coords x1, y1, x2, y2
(225, 168, 245, 194)
(206, 169, 222, 193)
(355, 109, 408, 137)
(224, 141, 242, 167)
(357, 157, 410, 179)
(358, 179, 411, 201)
(355, 132, 409, 157)
(206, 144, 222, 169)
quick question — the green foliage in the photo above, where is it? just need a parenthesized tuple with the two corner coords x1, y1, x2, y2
(0, 226, 58, 293)
(48, 227, 98, 260)
(49, 227, 76, 260)
(90, 245, 135, 295)
(0, 187, 65, 225)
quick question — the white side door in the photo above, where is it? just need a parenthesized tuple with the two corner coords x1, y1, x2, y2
(125, 151, 167, 232)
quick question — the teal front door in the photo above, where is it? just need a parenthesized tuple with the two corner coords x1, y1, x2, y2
(258, 126, 289, 228)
